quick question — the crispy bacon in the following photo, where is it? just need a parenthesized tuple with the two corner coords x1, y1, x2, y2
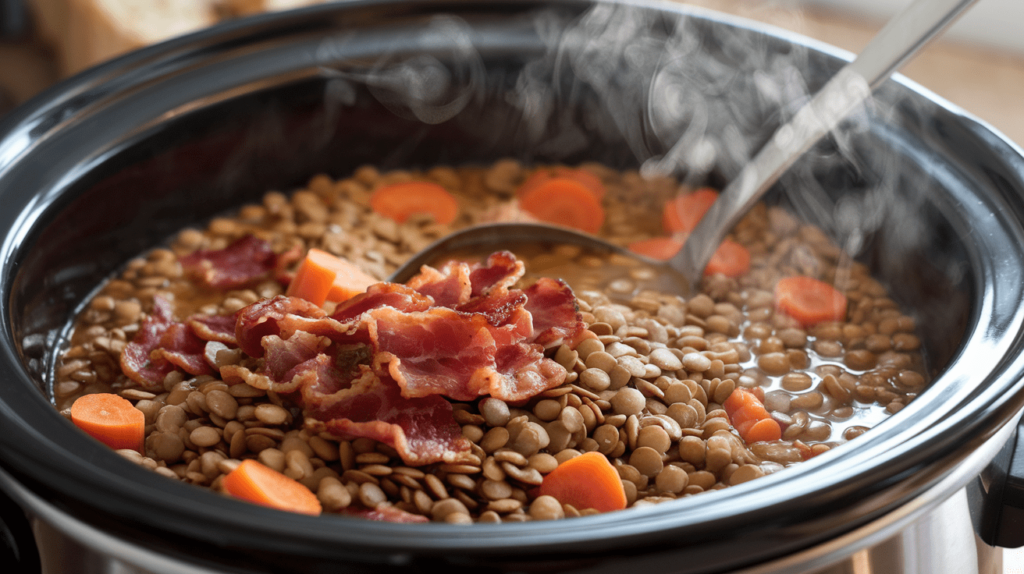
(133, 252, 581, 467)
(330, 283, 433, 322)
(523, 277, 584, 348)
(189, 314, 238, 346)
(307, 369, 473, 466)
(121, 297, 211, 389)
(235, 295, 326, 357)
(179, 235, 289, 290)
(371, 306, 563, 402)
(406, 260, 472, 307)
(455, 290, 530, 329)
(469, 251, 524, 296)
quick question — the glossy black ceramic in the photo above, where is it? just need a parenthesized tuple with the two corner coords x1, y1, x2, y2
(2, 1, 1024, 572)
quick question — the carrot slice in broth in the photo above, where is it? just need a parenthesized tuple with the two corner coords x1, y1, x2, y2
(537, 451, 626, 513)
(70, 393, 145, 452)
(518, 179, 605, 234)
(370, 181, 459, 225)
(774, 276, 848, 326)
(223, 459, 322, 515)
(705, 239, 751, 277)
(518, 167, 605, 200)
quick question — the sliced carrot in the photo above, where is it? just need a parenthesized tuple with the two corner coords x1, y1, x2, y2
(724, 388, 779, 445)
(704, 239, 751, 277)
(285, 249, 337, 306)
(519, 178, 605, 235)
(745, 418, 783, 443)
(537, 451, 626, 513)
(663, 187, 718, 234)
(730, 403, 769, 432)
(70, 393, 145, 452)
(628, 237, 683, 261)
(222, 459, 322, 516)
(285, 249, 378, 306)
(518, 167, 605, 200)
(324, 257, 379, 303)
(774, 276, 848, 327)
(723, 387, 757, 416)
(370, 181, 459, 225)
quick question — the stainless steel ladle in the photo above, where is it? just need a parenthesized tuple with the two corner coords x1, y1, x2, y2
(389, 0, 979, 289)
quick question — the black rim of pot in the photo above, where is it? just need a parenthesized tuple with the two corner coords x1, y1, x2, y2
(2, 1, 1024, 572)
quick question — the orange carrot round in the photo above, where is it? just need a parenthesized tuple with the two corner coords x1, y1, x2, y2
(704, 239, 751, 277)
(663, 187, 718, 234)
(286, 249, 378, 306)
(519, 178, 605, 234)
(222, 459, 322, 515)
(370, 181, 459, 225)
(628, 237, 683, 261)
(70, 393, 145, 452)
(537, 451, 626, 513)
(518, 167, 605, 200)
(745, 418, 783, 443)
(774, 276, 848, 326)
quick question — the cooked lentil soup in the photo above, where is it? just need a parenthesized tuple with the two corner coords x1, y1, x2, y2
(54, 161, 926, 522)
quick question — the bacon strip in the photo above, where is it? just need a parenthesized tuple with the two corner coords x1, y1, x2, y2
(189, 314, 238, 346)
(179, 235, 289, 290)
(406, 260, 472, 307)
(523, 277, 584, 348)
(371, 306, 563, 402)
(307, 369, 473, 466)
(235, 295, 326, 357)
(198, 253, 579, 466)
(121, 297, 211, 389)
(330, 283, 433, 322)
(469, 251, 524, 296)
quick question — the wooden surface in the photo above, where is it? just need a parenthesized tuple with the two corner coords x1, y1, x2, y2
(2, 0, 1023, 146)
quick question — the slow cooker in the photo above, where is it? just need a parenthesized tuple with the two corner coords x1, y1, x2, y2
(3, 1, 1024, 573)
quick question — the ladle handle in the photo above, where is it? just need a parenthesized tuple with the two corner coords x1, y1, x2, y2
(672, 0, 979, 288)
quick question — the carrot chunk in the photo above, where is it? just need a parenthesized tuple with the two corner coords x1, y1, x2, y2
(285, 249, 378, 306)
(628, 237, 683, 260)
(745, 418, 783, 443)
(663, 187, 718, 234)
(222, 459, 322, 516)
(370, 181, 459, 225)
(724, 388, 780, 445)
(70, 393, 145, 452)
(774, 276, 848, 326)
(537, 451, 626, 513)
(704, 239, 751, 277)
(517, 167, 605, 200)
(519, 178, 605, 234)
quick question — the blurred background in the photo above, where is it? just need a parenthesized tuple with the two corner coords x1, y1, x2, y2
(2, 0, 1022, 144)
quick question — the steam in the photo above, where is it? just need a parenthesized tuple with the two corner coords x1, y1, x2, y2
(312, 2, 935, 275)
(316, 16, 485, 125)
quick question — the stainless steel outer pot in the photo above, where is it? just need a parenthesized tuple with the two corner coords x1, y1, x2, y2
(3, 1, 1024, 573)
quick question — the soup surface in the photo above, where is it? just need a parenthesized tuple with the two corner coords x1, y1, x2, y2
(54, 161, 926, 522)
